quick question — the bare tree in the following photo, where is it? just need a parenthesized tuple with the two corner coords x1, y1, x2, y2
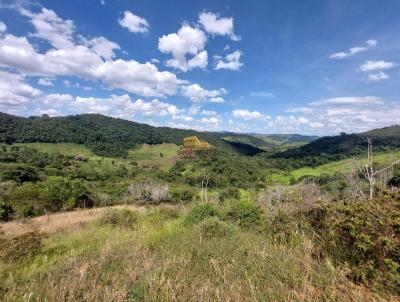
(346, 160, 366, 200)
(359, 138, 400, 199)
(200, 168, 210, 203)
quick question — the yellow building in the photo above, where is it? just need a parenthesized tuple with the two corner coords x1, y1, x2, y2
(183, 136, 211, 150)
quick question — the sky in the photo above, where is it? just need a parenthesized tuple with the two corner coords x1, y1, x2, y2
(0, 0, 399, 135)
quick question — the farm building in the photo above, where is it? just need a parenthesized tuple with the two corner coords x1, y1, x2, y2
(183, 136, 211, 150)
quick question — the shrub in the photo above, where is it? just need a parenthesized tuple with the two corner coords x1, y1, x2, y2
(0, 200, 13, 221)
(184, 202, 219, 225)
(222, 200, 262, 229)
(170, 187, 196, 203)
(0, 231, 46, 261)
(1, 166, 39, 183)
(198, 217, 236, 238)
(40, 176, 92, 210)
(219, 187, 240, 201)
(99, 208, 138, 228)
(127, 181, 170, 203)
(389, 174, 400, 187)
(308, 196, 400, 293)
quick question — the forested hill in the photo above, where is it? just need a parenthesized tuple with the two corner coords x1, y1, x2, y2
(272, 125, 400, 166)
(0, 113, 264, 157)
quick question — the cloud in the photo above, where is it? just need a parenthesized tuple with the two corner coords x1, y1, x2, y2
(215, 50, 243, 71)
(33, 108, 63, 116)
(38, 93, 74, 107)
(83, 36, 120, 60)
(200, 116, 220, 127)
(181, 83, 226, 103)
(0, 20, 184, 97)
(198, 11, 240, 41)
(286, 106, 314, 113)
(250, 91, 275, 98)
(231, 93, 400, 134)
(201, 109, 217, 116)
(118, 11, 149, 34)
(360, 60, 397, 71)
(290, 96, 400, 133)
(368, 71, 389, 82)
(233, 109, 269, 121)
(20, 7, 75, 49)
(0, 71, 41, 108)
(158, 25, 208, 71)
(0, 21, 6, 32)
(310, 96, 383, 106)
(100, 0, 105, 5)
(37, 77, 54, 86)
(330, 39, 377, 59)
(72, 95, 182, 119)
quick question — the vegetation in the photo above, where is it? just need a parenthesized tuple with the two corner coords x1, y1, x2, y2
(0, 113, 264, 157)
(1, 114, 400, 300)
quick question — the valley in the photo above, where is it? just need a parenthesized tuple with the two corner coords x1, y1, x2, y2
(0, 113, 400, 301)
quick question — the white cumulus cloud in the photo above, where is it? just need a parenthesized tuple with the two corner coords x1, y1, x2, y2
(215, 50, 243, 71)
(198, 11, 240, 41)
(360, 60, 397, 71)
(118, 11, 149, 34)
(158, 25, 208, 72)
(0, 21, 6, 32)
(181, 83, 226, 103)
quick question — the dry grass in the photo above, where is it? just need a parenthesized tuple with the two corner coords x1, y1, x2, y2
(0, 205, 139, 237)
(1, 203, 398, 301)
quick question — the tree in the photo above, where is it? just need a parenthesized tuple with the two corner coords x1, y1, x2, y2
(359, 138, 400, 199)
(200, 168, 210, 203)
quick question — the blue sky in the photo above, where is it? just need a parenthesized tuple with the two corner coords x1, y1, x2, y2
(0, 0, 399, 135)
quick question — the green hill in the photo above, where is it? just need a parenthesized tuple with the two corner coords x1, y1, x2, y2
(0, 113, 263, 157)
(271, 125, 400, 167)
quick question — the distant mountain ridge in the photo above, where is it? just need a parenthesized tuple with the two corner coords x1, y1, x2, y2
(220, 132, 318, 152)
(273, 124, 400, 163)
(0, 112, 264, 157)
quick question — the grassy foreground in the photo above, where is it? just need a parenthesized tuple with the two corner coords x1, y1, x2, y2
(1, 200, 398, 302)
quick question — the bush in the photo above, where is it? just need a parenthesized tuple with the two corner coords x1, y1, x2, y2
(219, 187, 240, 201)
(40, 176, 92, 210)
(308, 196, 400, 293)
(1, 166, 39, 183)
(198, 217, 236, 238)
(0, 231, 46, 261)
(389, 174, 400, 187)
(170, 187, 196, 203)
(127, 181, 169, 203)
(222, 200, 262, 229)
(99, 208, 138, 228)
(184, 202, 219, 225)
(0, 200, 13, 221)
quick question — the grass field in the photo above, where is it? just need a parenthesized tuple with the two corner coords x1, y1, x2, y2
(270, 150, 400, 184)
(1, 205, 392, 301)
(13, 143, 95, 157)
(128, 143, 179, 170)
(9, 142, 180, 171)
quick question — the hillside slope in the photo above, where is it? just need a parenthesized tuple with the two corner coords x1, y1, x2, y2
(0, 113, 263, 157)
(272, 125, 400, 164)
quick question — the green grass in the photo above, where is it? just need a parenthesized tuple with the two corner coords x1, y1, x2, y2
(0, 206, 341, 301)
(270, 150, 400, 184)
(11, 142, 179, 171)
(1, 202, 396, 301)
(128, 143, 179, 170)
(13, 143, 95, 157)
